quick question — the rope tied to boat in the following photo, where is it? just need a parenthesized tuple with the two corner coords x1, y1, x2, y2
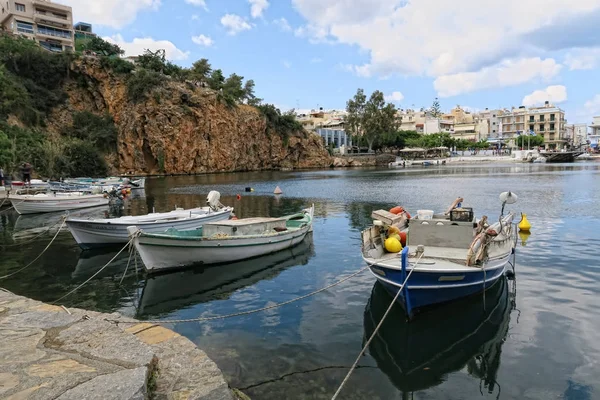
(105, 265, 370, 325)
(330, 252, 424, 400)
(0, 217, 67, 280)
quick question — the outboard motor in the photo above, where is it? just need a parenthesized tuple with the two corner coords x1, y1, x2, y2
(206, 190, 224, 211)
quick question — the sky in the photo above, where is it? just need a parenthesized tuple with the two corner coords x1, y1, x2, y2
(54, 0, 600, 123)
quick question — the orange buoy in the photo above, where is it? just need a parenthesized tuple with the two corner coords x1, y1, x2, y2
(236, 194, 241, 200)
(387, 226, 401, 236)
(399, 231, 407, 247)
(390, 206, 404, 215)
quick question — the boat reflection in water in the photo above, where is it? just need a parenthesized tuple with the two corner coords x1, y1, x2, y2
(136, 233, 315, 318)
(364, 277, 514, 397)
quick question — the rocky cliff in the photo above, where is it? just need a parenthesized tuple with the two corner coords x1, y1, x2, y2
(46, 58, 331, 175)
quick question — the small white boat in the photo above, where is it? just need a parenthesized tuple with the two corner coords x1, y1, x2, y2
(576, 153, 593, 161)
(9, 192, 109, 215)
(130, 205, 314, 273)
(533, 156, 546, 163)
(66, 191, 233, 249)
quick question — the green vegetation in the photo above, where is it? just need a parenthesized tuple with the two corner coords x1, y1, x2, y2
(77, 36, 124, 57)
(63, 111, 118, 152)
(346, 89, 398, 152)
(256, 104, 303, 142)
(127, 69, 165, 103)
(516, 134, 544, 148)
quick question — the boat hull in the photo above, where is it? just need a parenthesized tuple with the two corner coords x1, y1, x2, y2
(10, 195, 109, 215)
(134, 225, 311, 273)
(67, 208, 232, 249)
(368, 254, 510, 315)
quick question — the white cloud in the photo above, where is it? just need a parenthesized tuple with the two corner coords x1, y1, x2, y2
(385, 91, 404, 103)
(564, 48, 600, 70)
(191, 34, 214, 47)
(273, 17, 292, 32)
(282, 60, 292, 69)
(54, 0, 160, 28)
(310, 57, 322, 63)
(292, 0, 600, 87)
(221, 14, 252, 35)
(584, 95, 600, 115)
(185, 0, 207, 10)
(434, 57, 562, 98)
(104, 34, 190, 61)
(522, 85, 567, 107)
(249, 0, 269, 19)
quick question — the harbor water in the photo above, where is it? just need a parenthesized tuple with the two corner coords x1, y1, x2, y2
(1, 163, 599, 399)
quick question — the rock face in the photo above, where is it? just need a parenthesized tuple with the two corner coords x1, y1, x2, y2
(47, 58, 331, 175)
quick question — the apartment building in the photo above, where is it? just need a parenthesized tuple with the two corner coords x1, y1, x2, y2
(1, 0, 74, 52)
(74, 21, 94, 40)
(589, 116, 600, 150)
(525, 102, 566, 149)
(498, 106, 527, 143)
(479, 108, 504, 138)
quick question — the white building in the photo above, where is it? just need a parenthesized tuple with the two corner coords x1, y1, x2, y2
(565, 123, 588, 148)
(589, 116, 600, 151)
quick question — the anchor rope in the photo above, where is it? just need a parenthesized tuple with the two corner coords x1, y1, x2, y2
(107, 264, 370, 325)
(52, 238, 134, 304)
(0, 218, 66, 280)
(330, 252, 424, 400)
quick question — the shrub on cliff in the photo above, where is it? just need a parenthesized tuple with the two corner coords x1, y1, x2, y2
(256, 104, 303, 144)
(126, 69, 165, 102)
(61, 139, 108, 178)
(77, 36, 124, 57)
(63, 111, 118, 152)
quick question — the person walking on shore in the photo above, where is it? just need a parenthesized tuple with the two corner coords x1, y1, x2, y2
(21, 163, 32, 186)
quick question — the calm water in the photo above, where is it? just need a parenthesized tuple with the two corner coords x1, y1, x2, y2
(1, 163, 599, 399)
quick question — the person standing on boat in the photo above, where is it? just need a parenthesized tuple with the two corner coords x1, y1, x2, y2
(21, 163, 32, 186)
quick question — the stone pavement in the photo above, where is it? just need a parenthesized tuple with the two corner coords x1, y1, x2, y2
(0, 289, 236, 400)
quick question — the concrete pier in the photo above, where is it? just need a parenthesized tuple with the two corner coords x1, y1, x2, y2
(0, 289, 235, 400)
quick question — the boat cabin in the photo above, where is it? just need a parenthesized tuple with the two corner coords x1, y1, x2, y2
(408, 210, 476, 249)
(203, 217, 287, 237)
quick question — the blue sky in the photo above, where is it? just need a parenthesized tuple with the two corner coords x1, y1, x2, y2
(57, 0, 600, 123)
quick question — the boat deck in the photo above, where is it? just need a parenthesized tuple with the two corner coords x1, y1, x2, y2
(365, 246, 470, 272)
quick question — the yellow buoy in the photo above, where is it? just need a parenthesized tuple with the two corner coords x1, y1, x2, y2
(518, 231, 531, 246)
(384, 237, 402, 253)
(518, 213, 531, 232)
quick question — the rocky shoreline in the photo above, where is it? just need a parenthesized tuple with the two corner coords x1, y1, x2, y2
(0, 289, 238, 400)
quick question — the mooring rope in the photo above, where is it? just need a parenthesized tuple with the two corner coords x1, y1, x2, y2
(330, 253, 423, 400)
(0, 218, 66, 280)
(51, 238, 134, 304)
(108, 264, 370, 325)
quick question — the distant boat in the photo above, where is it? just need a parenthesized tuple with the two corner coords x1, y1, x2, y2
(363, 277, 511, 395)
(66, 191, 233, 249)
(9, 192, 109, 215)
(130, 205, 314, 273)
(362, 193, 517, 318)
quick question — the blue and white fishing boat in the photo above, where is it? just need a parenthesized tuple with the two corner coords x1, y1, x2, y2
(361, 192, 518, 319)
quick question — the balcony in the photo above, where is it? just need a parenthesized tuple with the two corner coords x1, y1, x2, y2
(34, 12, 71, 27)
(36, 26, 72, 41)
(32, 0, 72, 12)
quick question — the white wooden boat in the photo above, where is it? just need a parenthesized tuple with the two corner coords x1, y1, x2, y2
(9, 192, 109, 215)
(67, 206, 233, 249)
(129, 205, 314, 273)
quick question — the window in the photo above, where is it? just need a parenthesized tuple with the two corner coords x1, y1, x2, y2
(493, 129, 496, 133)
(492, 114, 496, 117)
(529, 124, 534, 131)
(16, 20, 34, 34)
(37, 24, 71, 39)
(550, 114, 555, 121)
(529, 116, 534, 122)
(539, 124, 545, 132)
(550, 123, 555, 131)
(540, 115, 545, 122)
(39, 41, 63, 52)
(15, 2, 25, 12)
(492, 122, 496, 125)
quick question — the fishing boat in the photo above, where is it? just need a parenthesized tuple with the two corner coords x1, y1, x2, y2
(361, 193, 517, 319)
(66, 191, 233, 249)
(363, 277, 512, 395)
(129, 205, 314, 273)
(137, 234, 314, 317)
(9, 192, 109, 215)
(65, 177, 146, 190)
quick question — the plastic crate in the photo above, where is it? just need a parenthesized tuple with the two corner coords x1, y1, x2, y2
(450, 207, 474, 222)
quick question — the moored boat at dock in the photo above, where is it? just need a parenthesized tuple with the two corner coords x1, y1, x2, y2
(129, 205, 314, 273)
(9, 192, 110, 215)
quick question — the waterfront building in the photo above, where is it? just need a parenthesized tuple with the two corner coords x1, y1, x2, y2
(315, 119, 352, 149)
(479, 108, 504, 138)
(0, 0, 74, 52)
(589, 116, 600, 151)
(74, 21, 94, 40)
(565, 123, 588, 148)
(525, 102, 566, 149)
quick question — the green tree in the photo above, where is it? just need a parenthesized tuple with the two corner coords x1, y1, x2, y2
(137, 49, 167, 73)
(430, 97, 442, 117)
(64, 111, 118, 152)
(78, 36, 124, 56)
(243, 79, 261, 105)
(126, 69, 165, 102)
(208, 69, 225, 91)
(190, 58, 212, 84)
(346, 89, 399, 153)
(223, 73, 245, 105)
(516, 134, 544, 148)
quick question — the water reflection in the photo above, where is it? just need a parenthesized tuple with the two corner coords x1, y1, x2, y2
(364, 278, 513, 397)
(137, 234, 315, 319)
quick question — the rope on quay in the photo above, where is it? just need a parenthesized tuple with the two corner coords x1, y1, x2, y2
(1, 217, 67, 248)
(107, 264, 371, 325)
(51, 238, 134, 304)
(330, 253, 423, 400)
(0, 218, 66, 281)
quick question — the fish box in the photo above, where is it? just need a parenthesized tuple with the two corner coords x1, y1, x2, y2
(203, 217, 287, 237)
(371, 210, 405, 226)
(450, 207, 474, 222)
